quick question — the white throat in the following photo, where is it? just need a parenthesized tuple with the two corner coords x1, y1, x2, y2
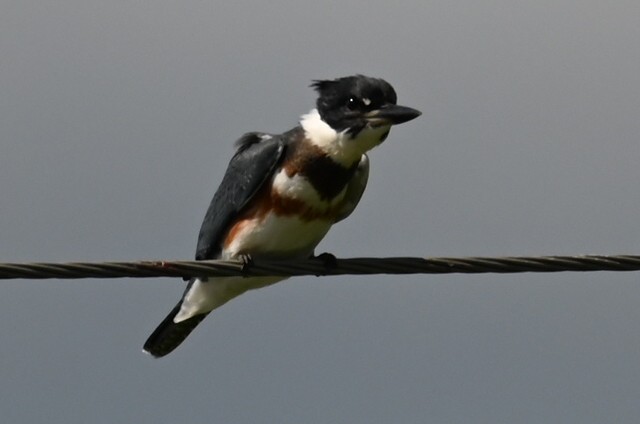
(300, 109, 390, 166)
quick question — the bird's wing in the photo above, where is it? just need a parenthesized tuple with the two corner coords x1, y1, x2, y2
(334, 154, 370, 223)
(195, 132, 286, 260)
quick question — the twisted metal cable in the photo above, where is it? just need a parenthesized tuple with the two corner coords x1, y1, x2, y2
(1, 255, 640, 280)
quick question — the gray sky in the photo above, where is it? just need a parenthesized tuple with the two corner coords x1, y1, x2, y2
(2, 1, 640, 422)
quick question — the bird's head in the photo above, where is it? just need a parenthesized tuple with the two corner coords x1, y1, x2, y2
(303, 75, 421, 164)
(311, 74, 421, 138)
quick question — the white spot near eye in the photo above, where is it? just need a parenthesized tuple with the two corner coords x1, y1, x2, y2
(362, 98, 371, 106)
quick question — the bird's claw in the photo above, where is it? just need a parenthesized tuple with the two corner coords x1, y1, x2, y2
(238, 254, 254, 272)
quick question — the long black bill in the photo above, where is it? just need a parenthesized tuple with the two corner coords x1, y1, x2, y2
(365, 105, 422, 126)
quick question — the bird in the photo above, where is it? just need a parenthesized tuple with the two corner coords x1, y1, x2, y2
(143, 74, 421, 357)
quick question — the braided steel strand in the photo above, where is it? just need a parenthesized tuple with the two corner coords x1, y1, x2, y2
(1, 255, 640, 280)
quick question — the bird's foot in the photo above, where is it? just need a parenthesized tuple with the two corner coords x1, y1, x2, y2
(312, 252, 338, 275)
(238, 254, 254, 272)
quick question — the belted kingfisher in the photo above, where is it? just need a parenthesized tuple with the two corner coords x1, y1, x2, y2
(143, 75, 421, 357)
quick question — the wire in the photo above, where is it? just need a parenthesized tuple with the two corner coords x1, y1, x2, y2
(1, 255, 640, 280)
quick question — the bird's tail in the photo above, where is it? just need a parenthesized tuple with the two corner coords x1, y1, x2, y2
(143, 302, 208, 358)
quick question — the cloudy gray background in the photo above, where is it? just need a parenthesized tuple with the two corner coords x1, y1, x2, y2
(1, 1, 639, 422)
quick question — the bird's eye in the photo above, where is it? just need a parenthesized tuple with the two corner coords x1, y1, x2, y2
(346, 97, 359, 110)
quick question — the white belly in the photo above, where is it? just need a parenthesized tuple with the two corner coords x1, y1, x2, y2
(175, 213, 334, 322)
(222, 212, 334, 259)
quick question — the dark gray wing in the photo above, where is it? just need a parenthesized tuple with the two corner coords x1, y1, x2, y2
(334, 154, 370, 223)
(195, 132, 286, 260)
